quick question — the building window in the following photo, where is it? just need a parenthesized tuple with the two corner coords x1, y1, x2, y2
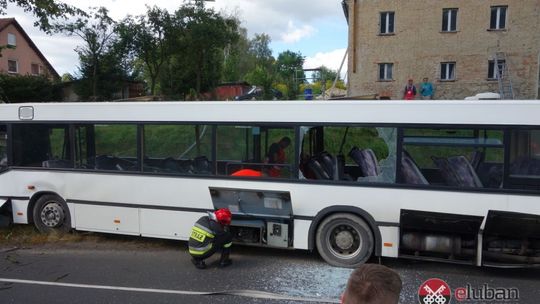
(7, 59, 18, 73)
(488, 60, 505, 79)
(380, 12, 395, 34)
(442, 8, 458, 32)
(378, 63, 393, 81)
(7, 33, 16, 47)
(440, 62, 456, 80)
(490, 6, 507, 30)
(31, 63, 39, 75)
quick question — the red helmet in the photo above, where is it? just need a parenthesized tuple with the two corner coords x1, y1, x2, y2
(214, 208, 232, 226)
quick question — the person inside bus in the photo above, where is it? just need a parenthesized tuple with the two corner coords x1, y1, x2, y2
(265, 136, 291, 177)
(341, 264, 402, 304)
(231, 168, 264, 177)
(188, 208, 233, 269)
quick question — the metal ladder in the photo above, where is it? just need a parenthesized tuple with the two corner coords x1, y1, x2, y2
(495, 52, 514, 99)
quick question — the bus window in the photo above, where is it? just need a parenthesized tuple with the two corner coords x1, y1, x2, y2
(0, 125, 6, 170)
(300, 126, 397, 183)
(12, 124, 72, 168)
(74, 125, 94, 169)
(143, 124, 213, 175)
(402, 128, 504, 188)
(217, 125, 294, 178)
(76, 124, 137, 171)
(509, 129, 540, 181)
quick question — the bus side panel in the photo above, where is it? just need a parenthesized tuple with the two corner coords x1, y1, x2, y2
(74, 204, 139, 235)
(67, 202, 76, 228)
(11, 199, 29, 224)
(379, 226, 399, 258)
(140, 209, 204, 240)
(293, 219, 311, 250)
(508, 195, 540, 216)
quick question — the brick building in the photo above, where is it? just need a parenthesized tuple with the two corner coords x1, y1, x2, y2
(0, 18, 59, 79)
(343, 0, 540, 99)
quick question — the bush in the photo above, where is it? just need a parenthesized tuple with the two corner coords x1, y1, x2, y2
(0, 74, 62, 103)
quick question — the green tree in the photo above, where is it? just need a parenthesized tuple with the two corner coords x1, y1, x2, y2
(181, 5, 239, 95)
(0, 0, 85, 32)
(0, 74, 61, 103)
(159, 5, 238, 99)
(118, 6, 172, 96)
(222, 26, 251, 83)
(249, 33, 273, 68)
(61, 73, 74, 82)
(313, 66, 339, 83)
(245, 65, 274, 100)
(56, 7, 120, 100)
(276, 50, 304, 100)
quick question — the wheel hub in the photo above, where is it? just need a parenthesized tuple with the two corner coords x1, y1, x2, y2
(40, 202, 64, 228)
(335, 230, 354, 250)
(329, 224, 362, 258)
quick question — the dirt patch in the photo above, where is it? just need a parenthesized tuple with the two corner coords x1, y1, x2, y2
(0, 225, 180, 251)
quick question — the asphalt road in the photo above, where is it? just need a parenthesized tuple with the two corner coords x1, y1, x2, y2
(0, 235, 539, 304)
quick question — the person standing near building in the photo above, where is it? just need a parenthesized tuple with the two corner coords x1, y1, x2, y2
(420, 77, 435, 100)
(188, 208, 233, 269)
(341, 264, 402, 304)
(403, 79, 417, 100)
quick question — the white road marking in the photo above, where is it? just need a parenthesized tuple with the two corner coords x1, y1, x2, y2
(0, 277, 339, 303)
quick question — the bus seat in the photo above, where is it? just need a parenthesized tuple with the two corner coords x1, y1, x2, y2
(192, 156, 211, 174)
(400, 152, 429, 185)
(470, 150, 484, 170)
(349, 147, 381, 177)
(95, 155, 117, 170)
(336, 154, 347, 181)
(510, 157, 540, 176)
(433, 156, 483, 188)
(162, 157, 180, 172)
(317, 151, 335, 180)
(306, 158, 331, 180)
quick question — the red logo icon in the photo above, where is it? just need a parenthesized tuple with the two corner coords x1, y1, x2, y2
(418, 278, 452, 304)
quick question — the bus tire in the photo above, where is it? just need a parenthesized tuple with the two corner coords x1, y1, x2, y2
(315, 213, 374, 268)
(32, 194, 72, 234)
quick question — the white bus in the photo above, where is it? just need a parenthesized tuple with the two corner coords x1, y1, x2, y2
(0, 100, 539, 268)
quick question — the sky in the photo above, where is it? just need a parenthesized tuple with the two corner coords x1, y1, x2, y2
(4, 0, 349, 78)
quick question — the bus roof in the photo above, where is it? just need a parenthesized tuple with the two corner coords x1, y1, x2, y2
(1, 100, 539, 126)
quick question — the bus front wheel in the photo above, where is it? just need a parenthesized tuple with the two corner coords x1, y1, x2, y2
(32, 194, 72, 233)
(315, 213, 374, 268)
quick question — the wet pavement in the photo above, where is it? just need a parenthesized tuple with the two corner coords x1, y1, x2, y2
(0, 238, 539, 303)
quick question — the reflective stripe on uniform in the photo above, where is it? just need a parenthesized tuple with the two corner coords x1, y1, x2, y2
(194, 223, 215, 238)
(223, 242, 232, 248)
(190, 226, 214, 242)
(189, 243, 213, 255)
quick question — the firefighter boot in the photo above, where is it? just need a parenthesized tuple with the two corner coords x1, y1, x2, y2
(191, 258, 206, 269)
(219, 249, 232, 268)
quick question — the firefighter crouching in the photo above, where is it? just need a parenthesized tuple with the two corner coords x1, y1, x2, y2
(188, 208, 233, 269)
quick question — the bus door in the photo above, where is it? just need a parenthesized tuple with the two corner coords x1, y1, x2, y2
(0, 124, 9, 227)
(0, 124, 7, 172)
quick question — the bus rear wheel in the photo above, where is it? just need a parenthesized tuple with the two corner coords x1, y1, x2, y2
(32, 194, 72, 234)
(315, 213, 374, 268)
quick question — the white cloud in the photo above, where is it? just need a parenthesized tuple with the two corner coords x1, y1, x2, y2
(280, 21, 315, 44)
(3, 0, 347, 75)
(304, 48, 348, 78)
